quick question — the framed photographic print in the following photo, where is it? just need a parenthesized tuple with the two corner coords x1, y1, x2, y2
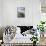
(17, 7, 25, 18)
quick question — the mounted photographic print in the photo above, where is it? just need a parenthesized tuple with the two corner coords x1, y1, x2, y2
(17, 7, 25, 18)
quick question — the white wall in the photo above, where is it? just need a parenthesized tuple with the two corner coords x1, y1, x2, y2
(40, 0, 46, 22)
(0, 0, 41, 27)
(0, 0, 3, 26)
